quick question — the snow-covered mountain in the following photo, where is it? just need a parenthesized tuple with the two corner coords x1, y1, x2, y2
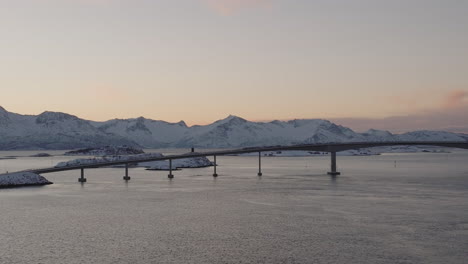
(0, 106, 467, 150)
(98, 114, 468, 148)
(97, 115, 368, 148)
(0, 106, 137, 150)
(176, 116, 365, 148)
(97, 117, 189, 148)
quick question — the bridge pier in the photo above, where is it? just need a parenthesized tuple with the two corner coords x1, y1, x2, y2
(168, 159, 174, 179)
(327, 151, 341, 176)
(213, 155, 218, 177)
(123, 163, 131, 181)
(78, 168, 87, 183)
(258, 152, 262, 176)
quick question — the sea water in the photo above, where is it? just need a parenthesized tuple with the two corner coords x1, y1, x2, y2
(1, 150, 467, 263)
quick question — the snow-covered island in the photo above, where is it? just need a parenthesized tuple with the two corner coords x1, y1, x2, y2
(0, 172, 52, 188)
(30, 153, 52, 157)
(0, 157, 16, 160)
(141, 156, 214, 170)
(369, 145, 450, 154)
(64, 146, 144, 156)
(56, 153, 163, 167)
(56, 152, 214, 170)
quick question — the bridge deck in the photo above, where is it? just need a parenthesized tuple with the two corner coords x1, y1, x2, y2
(28, 141, 468, 174)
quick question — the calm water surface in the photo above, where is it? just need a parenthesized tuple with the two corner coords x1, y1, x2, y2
(1, 150, 467, 263)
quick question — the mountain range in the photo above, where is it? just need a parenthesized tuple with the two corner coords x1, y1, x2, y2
(1, 106, 467, 150)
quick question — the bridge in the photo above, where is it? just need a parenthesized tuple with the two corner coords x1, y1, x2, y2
(26, 141, 468, 183)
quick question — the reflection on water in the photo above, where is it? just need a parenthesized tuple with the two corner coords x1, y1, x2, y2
(1, 150, 468, 263)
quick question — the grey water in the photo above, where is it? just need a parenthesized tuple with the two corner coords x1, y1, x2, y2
(1, 150, 468, 264)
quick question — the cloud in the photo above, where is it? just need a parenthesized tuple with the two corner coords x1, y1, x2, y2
(203, 0, 272, 15)
(330, 89, 468, 134)
(441, 90, 468, 109)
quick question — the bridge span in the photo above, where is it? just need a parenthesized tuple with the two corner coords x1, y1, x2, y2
(28, 141, 468, 182)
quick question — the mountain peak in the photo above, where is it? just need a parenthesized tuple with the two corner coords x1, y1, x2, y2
(226, 114, 246, 122)
(220, 115, 247, 125)
(287, 119, 329, 128)
(36, 111, 80, 124)
(0, 106, 10, 124)
(177, 120, 187, 127)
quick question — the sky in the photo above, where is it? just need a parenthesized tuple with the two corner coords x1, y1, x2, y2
(1, 0, 467, 132)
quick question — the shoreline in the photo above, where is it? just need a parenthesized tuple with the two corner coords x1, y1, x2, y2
(0, 182, 53, 189)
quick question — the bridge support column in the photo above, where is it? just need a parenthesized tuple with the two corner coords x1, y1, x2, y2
(213, 155, 218, 177)
(123, 163, 131, 181)
(78, 168, 87, 183)
(327, 151, 341, 176)
(168, 159, 174, 179)
(258, 152, 262, 176)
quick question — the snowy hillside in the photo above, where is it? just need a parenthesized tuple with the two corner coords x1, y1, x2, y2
(177, 116, 363, 147)
(0, 106, 467, 150)
(396, 130, 468, 141)
(0, 106, 138, 150)
(101, 115, 467, 148)
(98, 117, 189, 147)
(98, 115, 372, 148)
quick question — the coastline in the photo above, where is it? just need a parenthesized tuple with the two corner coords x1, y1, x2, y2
(0, 182, 53, 189)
